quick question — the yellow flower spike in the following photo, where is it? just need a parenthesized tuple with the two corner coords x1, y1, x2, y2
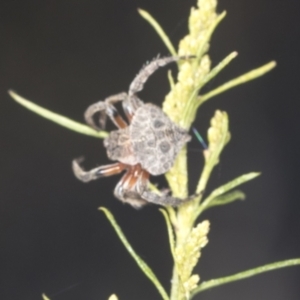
(174, 220, 210, 298)
(179, 0, 218, 57)
(205, 110, 230, 163)
(194, 110, 230, 201)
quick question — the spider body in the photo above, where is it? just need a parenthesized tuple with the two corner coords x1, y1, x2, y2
(73, 56, 194, 208)
(104, 103, 191, 175)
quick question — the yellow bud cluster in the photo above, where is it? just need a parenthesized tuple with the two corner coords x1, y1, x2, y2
(175, 220, 210, 297)
(204, 110, 230, 162)
(163, 0, 219, 197)
(179, 0, 217, 56)
(163, 0, 218, 127)
(184, 274, 200, 292)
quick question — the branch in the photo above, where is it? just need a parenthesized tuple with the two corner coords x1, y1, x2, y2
(191, 258, 300, 298)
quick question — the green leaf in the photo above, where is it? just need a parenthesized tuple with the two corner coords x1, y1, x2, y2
(197, 172, 260, 215)
(159, 209, 176, 261)
(204, 190, 245, 210)
(198, 61, 276, 105)
(210, 172, 260, 197)
(99, 207, 170, 300)
(191, 258, 300, 297)
(8, 90, 108, 139)
(199, 51, 238, 92)
(184, 52, 238, 122)
(138, 9, 177, 56)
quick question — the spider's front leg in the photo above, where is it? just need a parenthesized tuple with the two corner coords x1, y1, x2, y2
(72, 158, 126, 182)
(84, 92, 128, 130)
(128, 55, 194, 97)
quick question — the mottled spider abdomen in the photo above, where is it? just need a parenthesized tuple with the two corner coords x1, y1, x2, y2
(130, 103, 191, 175)
(103, 102, 190, 175)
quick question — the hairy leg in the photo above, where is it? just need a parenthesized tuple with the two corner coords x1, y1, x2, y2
(140, 190, 188, 207)
(128, 56, 194, 97)
(72, 158, 126, 182)
(84, 92, 128, 130)
(122, 95, 143, 122)
(114, 166, 147, 208)
(131, 168, 188, 207)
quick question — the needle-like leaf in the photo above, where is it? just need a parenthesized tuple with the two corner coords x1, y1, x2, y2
(8, 90, 108, 138)
(99, 207, 169, 300)
(138, 9, 177, 56)
(191, 258, 300, 297)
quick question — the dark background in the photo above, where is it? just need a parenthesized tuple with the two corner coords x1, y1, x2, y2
(1, 0, 300, 299)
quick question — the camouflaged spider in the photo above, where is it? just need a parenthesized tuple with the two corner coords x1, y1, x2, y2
(72, 56, 195, 208)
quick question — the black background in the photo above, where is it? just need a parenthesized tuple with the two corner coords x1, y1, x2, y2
(1, 0, 300, 299)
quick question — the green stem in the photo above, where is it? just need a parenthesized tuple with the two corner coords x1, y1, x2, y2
(191, 258, 300, 298)
(100, 207, 170, 300)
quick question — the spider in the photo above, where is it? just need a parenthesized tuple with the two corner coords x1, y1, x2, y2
(72, 56, 195, 208)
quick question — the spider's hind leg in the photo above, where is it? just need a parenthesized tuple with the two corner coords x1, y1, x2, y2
(140, 189, 198, 207)
(140, 190, 183, 207)
(113, 166, 147, 208)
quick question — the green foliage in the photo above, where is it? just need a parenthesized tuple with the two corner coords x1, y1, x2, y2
(191, 258, 300, 297)
(8, 90, 108, 138)
(99, 207, 170, 300)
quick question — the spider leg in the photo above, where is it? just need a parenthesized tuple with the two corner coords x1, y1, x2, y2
(140, 189, 198, 207)
(128, 56, 194, 97)
(122, 95, 143, 122)
(132, 168, 193, 207)
(135, 169, 149, 194)
(84, 92, 128, 130)
(114, 165, 147, 208)
(72, 158, 126, 182)
(127, 167, 185, 207)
